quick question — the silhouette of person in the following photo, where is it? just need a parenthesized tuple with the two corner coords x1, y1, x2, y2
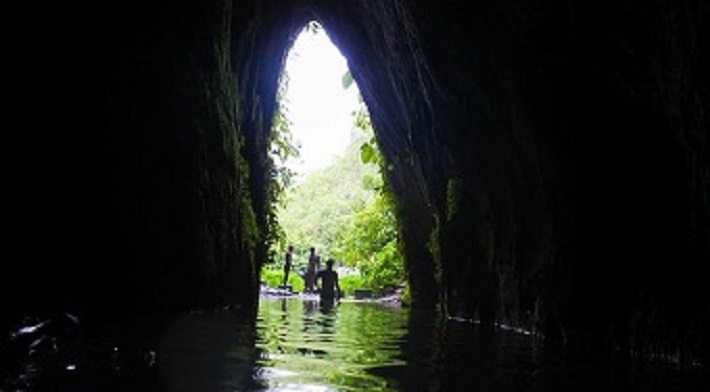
(316, 259, 341, 306)
(306, 247, 320, 293)
(283, 245, 293, 288)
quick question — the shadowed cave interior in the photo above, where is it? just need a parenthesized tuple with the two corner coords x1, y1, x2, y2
(3, 0, 709, 386)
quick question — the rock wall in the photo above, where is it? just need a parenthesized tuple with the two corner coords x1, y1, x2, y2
(318, 0, 709, 360)
(5, 1, 265, 324)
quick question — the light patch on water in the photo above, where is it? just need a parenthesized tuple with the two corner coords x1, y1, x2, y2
(262, 383, 338, 392)
(14, 322, 47, 337)
(261, 352, 286, 361)
(447, 316, 537, 336)
(257, 367, 299, 378)
(447, 316, 475, 323)
(498, 323, 535, 336)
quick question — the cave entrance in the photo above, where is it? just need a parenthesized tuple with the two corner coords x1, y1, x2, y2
(263, 21, 405, 300)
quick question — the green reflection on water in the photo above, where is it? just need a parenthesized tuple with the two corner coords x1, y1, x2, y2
(255, 298, 408, 391)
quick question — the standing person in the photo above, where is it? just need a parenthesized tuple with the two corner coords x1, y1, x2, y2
(306, 247, 320, 293)
(316, 259, 341, 306)
(282, 245, 293, 288)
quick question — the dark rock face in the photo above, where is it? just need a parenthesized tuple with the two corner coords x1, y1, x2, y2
(4, 0, 707, 363)
(318, 0, 709, 361)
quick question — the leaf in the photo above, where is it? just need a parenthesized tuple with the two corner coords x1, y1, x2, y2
(360, 142, 375, 164)
(341, 70, 354, 90)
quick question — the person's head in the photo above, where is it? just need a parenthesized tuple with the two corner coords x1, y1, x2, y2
(310, 247, 315, 253)
(326, 259, 335, 269)
(288, 245, 293, 252)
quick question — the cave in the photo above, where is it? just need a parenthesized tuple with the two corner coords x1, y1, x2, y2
(3, 0, 708, 388)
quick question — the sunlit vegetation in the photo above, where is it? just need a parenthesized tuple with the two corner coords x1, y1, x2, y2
(264, 114, 405, 296)
(262, 31, 405, 296)
(261, 268, 305, 293)
(264, 52, 300, 263)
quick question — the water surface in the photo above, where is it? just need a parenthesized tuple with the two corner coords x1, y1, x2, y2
(253, 297, 707, 391)
(255, 298, 408, 390)
(3, 297, 706, 391)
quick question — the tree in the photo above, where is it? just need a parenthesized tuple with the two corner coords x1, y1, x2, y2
(331, 86, 405, 294)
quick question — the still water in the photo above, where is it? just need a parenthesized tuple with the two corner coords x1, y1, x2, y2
(255, 297, 409, 390)
(253, 298, 705, 391)
(4, 297, 707, 391)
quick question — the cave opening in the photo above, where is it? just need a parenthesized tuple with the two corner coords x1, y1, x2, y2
(263, 21, 405, 301)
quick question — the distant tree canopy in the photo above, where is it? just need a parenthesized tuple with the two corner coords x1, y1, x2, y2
(276, 127, 377, 265)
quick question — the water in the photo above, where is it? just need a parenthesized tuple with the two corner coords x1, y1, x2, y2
(3, 298, 707, 391)
(254, 298, 707, 391)
(255, 298, 408, 391)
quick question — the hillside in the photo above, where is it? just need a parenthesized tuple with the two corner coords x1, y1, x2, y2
(277, 129, 379, 264)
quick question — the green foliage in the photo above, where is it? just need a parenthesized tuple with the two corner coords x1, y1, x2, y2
(236, 145, 258, 264)
(353, 96, 376, 144)
(332, 192, 398, 258)
(358, 240, 404, 295)
(261, 266, 305, 293)
(360, 141, 377, 165)
(338, 274, 365, 297)
(399, 283, 412, 306)
(341, 70, 354, 90)
(272, 66, 406, 298)
(446, 177, 460, 222)
(333, 98, 405, 295)
(276, 129, 378, 260)
(260, 267, 282, 288)
(427, 214, 443, 285)
(265, 55, 301, 264)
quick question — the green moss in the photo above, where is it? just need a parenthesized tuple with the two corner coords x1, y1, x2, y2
(427, 214, 443, 286)
(399, 283, 412, 307)
(445, 177, 460, 222)
(236, 137, 259, 267)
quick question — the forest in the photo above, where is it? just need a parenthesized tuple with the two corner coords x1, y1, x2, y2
(262, 93, 406, 299)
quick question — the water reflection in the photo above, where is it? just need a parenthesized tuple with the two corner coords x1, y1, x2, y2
(255, 299, 707, 392)
(3, 299, 706, 391)
(255, 298, 407, 391)
(156, 312, 263, 392)
(255, 299, 525, 391)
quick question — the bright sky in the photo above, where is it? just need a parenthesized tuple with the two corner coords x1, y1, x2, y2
(280, 24, 360, 182)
